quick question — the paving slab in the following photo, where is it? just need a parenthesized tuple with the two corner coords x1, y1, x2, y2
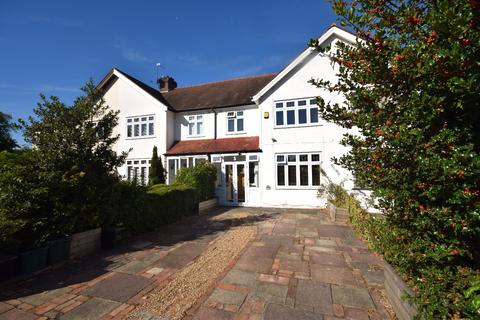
(157, 242, 207, 269)
(317, 225, 355, 238)
(243, 245, 278, 258)
(83, 272, 153, 303)
(21, 287, 71, 306)
(295, 280, 333, 315)
(311, 265, 358, 287)
(193, 306, 235, 320)
(264, 303, 322, 320)
(236, 255, 273, 273)
(0, 303, 13, 315)
(59, 297, 121, 320)
(260, 235, 294, 246)
(207, 288, 247, 305)
(254, 282, 288, 304)
(130, 241, 153, 250)
(223, 269, 258, 288)
(331, 286, 375, 309)
(114, 260, 151, 274)
(309, 252, 347, 267)
(0, 308, 38, 320)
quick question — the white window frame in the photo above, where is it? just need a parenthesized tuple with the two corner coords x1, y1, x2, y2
(126, 159, 151, 185)
(226, 111, 245, 134)
(275, 152, 321, 189)
(187, 115, 204, 137)
(274, 98, 320, 128)
(126, 115, 155, 139)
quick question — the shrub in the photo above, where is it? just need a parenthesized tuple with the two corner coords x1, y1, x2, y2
(173, 162, 217, 201)
(110, 182, 197, 235)
(149, 146, 165, 185)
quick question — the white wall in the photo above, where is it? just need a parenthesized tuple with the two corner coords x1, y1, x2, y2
(256, 41, 354, 208)
(102, 73, 169, 178)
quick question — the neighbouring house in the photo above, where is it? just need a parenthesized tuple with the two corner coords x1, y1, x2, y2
(97, 24, 356, 208)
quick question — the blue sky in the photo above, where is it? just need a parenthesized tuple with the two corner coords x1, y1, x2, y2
(0, 0, 338, 145)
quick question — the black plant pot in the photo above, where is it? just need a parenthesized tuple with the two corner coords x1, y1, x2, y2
(0, 252, 17, 282)
(18, 246, 48, 275)
(101, 228, 116, 250)
(47, 237, 71, 265)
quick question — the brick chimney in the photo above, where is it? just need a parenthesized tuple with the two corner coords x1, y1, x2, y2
(158, 76, 177, 93)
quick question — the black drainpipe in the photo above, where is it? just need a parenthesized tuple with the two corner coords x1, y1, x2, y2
(212, 108, 217, 140)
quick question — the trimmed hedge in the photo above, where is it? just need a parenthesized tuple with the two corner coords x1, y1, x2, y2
(173, 162, 217, 202)
(109, 182, 197, 235)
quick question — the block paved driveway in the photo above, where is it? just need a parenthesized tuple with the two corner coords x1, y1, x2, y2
(0, 207, 394, 320)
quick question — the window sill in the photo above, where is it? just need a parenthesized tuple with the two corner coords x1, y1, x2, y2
(274, 123, 322, 129)
(275, 186, 320, 190)
(125, 136, 156, 140)
(226, 131, 247, 135)
(186, 135, 206, 139)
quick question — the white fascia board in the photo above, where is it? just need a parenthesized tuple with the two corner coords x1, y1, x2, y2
(252, 26, 357, 103)
(112, 69, 169, 111)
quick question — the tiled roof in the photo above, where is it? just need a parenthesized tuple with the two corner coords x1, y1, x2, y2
(165, 136, 261, 156)
(161, 74, 277, 111)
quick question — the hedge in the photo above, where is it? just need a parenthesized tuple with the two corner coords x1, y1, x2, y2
(109, 182, 197, 235)
(327, 184, 480, 318)
(173, 162, 217, 202)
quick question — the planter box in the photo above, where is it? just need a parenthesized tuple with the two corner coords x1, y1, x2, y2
(0, 252, 17, 282)
(47, 237, 71, 265)
(18, 246, 48, 275)
(70, 228, 101, 259)
(199, 198, 218, 214)
(384, 262, 417, 320)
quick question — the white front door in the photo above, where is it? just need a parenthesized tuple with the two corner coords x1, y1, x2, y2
(224, 162, 246, 205)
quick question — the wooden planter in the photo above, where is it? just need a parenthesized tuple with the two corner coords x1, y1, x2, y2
(70, 228, 101, 259)
(199, 198, 218, 214)
(47, 237, 71, 265)
(18, 246, 48, 275)
(384, 262, 418, 320)
(0, 252, 17, 281)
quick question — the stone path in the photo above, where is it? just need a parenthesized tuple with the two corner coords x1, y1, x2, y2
(0, 207, 394, 320)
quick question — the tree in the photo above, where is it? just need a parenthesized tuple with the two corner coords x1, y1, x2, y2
(0, 112, 17, 151)
(149, 146, 165, 185)
(310, 1, 479, 317)
(18, 80, 128, 233)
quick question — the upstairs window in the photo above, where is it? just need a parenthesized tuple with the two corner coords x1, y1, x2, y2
(127, 115, 154, 138)
(275, 98, 319, 127)
(227, 111, 245, 133)
(188, 115, 204, 136)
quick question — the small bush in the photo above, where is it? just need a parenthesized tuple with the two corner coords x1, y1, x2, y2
(110, 182, 197, 235)
(173, 162, 217, 202)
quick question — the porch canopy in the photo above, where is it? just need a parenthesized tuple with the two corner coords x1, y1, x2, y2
(165, 136, 261, 156)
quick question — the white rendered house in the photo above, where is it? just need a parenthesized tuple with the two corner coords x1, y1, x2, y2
(97, 25, 356, 208)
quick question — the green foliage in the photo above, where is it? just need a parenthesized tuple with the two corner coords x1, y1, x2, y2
(0, 112, 17, 151)
(149, 146, 165, 185)
(310, 1, 480, 317)
(0, 150, 50, 250)
(318, 182, 348, 207)
(109, 182, 197, 235)
(173, 162, 217, 201)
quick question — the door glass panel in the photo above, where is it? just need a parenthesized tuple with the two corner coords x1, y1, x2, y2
(237, 164, 245, 203)
(226, 165, 233, 202)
